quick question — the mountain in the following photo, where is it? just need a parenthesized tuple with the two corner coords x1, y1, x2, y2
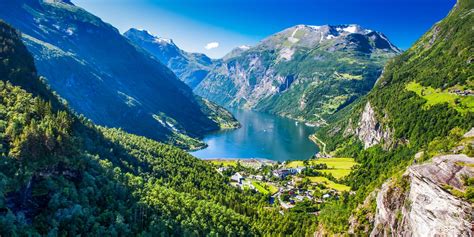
(222, 45, 251, 60)
(195, 24, 400, 124)
(0, 0, 238, 150)
(0, 20, 316, 236)
(314, 0, 473, 234)
(124, 28, 215, 89)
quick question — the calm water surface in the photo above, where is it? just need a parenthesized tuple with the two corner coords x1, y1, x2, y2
(190, 109, 319, 161)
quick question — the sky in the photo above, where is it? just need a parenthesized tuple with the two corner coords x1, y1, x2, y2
(73, 0, 457, 59)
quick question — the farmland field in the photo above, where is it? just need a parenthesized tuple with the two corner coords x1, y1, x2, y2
(251, 181, 279, 195)
(307, 177, 351, 192)
(286, 158, 357, 179)
(406, 81, 474, 114)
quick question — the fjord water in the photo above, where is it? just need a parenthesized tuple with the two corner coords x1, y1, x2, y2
(191, 109, 319, 161)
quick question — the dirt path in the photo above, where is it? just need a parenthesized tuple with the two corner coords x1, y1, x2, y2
(309, 134, 326, 155)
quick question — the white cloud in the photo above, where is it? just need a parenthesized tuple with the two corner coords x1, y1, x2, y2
(205, 42, 219, 50)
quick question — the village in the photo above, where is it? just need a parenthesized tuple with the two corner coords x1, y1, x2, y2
(207, 156, 357, 213)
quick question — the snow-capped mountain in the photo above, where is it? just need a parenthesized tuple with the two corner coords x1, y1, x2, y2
(195, 24, 401, 124)
(124, 28, 215, 88)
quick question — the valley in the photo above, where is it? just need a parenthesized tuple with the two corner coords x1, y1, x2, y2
(194, 24, 400, 125)
(191, 109, 318, 161)
(205, 156, 357, 211)
(0, 0, 472, 236)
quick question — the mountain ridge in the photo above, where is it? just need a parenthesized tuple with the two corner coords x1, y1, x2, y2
(195, 23, 400, 124)
(0, 20, 316, 236)
(124, 28, 216, 89)
(0, 0, 238, 149)
(314, 0, 473, 233)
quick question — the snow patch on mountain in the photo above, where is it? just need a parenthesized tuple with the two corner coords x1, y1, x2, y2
(154, 37, 172, 44)
(238, 45, 251, 50)
(379, 33, 402, 53)
(309, 25, 322, 30)
(343, 25, 358, 33)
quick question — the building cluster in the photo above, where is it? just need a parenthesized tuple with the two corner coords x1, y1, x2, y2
(450, 88, 473, 96)
(220, 162, 345, 212)
(272, 167, 305, 179)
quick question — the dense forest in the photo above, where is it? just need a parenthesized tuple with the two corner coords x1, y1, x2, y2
(0, 0, 239, 151)
(0, 21, 318, 236)
(315, 0, 473, 233)
(1, 0, 472, 235)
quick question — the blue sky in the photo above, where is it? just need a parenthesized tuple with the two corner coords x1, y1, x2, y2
(73, 0, 456, 58)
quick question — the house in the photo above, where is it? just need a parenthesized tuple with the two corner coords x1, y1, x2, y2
(231, 172, 244, 184)
(273, 169, 291, 179)
(322, 193, 331, 199)
(315, 152, 331, 158)
(273, 168, 298, 179)
(450, 88, 474, 96)
(255, 175, 264, 181)
(294, 167, 306, 173)
(295, 195, 304, 201)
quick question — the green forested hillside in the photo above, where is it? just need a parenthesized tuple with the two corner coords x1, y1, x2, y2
(124, 28, 216, 89)
(0, 21, 315, 236)
(315, 0, 473, 233)
(0, 0, 238, 150)
(195, 24, 399, 124)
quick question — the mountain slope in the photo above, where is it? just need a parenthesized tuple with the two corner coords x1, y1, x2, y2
(0, 0, 237, 149)
(195, 24, 400, 124)
(0, 20, 316, 236)
(124, 28, 215, 89)
(315, 0, 473, 234)
(318, 0, 473, 153)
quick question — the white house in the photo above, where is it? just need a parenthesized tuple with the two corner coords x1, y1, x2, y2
(231, 172, 244, 184)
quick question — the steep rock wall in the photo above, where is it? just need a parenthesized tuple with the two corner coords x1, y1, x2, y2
(371, 154, 474, 237)
(354, 101, 393, 149)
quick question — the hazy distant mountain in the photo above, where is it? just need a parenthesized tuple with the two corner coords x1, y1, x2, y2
(195, 24, 400, 124)
(124, 28, 216, 89)
(0, 0, 238, 149)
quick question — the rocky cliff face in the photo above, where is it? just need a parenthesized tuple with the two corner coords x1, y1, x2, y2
(354, 102, 393, 149)
(124, 28, 215, 89)
(371, 154, 474, 236)
(195, 24, 399, 123)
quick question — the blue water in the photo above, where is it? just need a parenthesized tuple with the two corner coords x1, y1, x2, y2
(190, 109, 319, 162)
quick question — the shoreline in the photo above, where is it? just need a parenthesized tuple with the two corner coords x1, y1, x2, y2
(201, 157, 278, 164)
(309, 134, 326, 155)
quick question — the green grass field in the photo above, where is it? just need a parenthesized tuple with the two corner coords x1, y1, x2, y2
(208, 160, 238, 167)
(318, 169, 352, 179)
(314, 158, 357, 170)
(406, 81, 474, 114)
(334, 72, 363, 80)
(286, 158, 356, 179)
(307, 176, 350, 192)
(251, 181, 279, 195)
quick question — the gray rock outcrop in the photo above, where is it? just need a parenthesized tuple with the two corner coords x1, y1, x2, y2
(371, 154, 474, 237)
(355, 102, 393, 149)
